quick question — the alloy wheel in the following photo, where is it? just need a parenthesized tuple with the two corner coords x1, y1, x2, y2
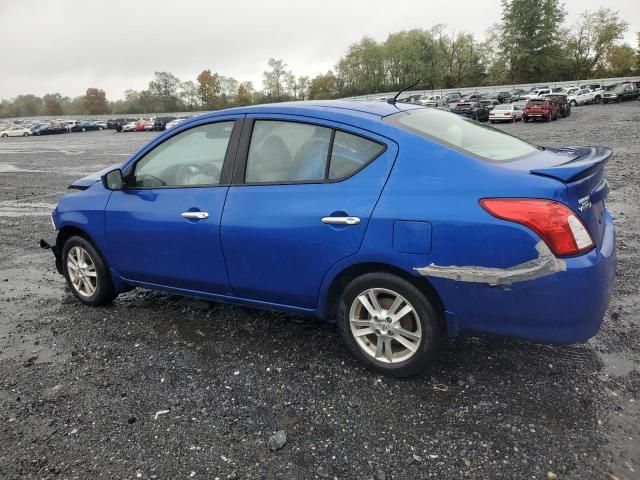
(349, 288, 422, 363)
(66, 246, 98, 297)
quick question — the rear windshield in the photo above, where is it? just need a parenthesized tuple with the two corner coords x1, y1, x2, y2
(386, 108, 540, 163)
(493, 104, 512, 110)
(456, 103, 472, 107)
(528, 100, 547, 105)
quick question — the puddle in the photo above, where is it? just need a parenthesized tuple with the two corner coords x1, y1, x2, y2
(598, 351, 640, 378)
(0, 200, 56, 217)
(0, 163, 43, 173)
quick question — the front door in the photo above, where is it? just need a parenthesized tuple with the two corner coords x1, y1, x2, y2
(105, 119, 241, 294)
(220, 116, 398, 308)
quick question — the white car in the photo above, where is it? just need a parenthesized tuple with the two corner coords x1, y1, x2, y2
(120, 121, 138, 132)
(1, 126, 31, 137)
(489, 104, 523, 123)
(526, 88, 552, 99)
(165, 118, 188, 130)
(568, 88, 595, 106)
(417, 94, 442, 104)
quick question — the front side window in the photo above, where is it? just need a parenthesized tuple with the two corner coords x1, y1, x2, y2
(387, 108, 540, 163)
(132, 122, 234, 188)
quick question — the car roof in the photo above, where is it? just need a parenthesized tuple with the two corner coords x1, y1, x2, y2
(195, 100, 423, 122)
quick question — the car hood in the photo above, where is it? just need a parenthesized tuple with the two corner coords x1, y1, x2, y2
(70, 164, 122, 189)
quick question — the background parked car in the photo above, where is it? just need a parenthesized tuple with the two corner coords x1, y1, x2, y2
(70, 121, 102, 132)
(153, 116, 175, 131)
(31, 123, 68, 135)
(568, 87, 596, 106)
(602, 83, 639, 103)
(0, 126, 31, 137)
(453, 102, 489, 121)
(523, 99, 559, 122)
(165, 117, 190, 130)
(489, 103, 523, 123)
(120, 121, 138, 132)
(544, 93, 571, 117)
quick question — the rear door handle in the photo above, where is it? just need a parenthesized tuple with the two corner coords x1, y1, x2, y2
(181, 211, 209, 220)
(321, 216, 360, 225)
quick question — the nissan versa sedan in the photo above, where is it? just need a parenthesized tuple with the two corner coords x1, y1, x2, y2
(42, 101, 616, 376)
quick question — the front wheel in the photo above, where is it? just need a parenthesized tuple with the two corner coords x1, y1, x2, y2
(337, 273, 441, 377)
(62, 235, 116, 306)
(570, 100, 577, 106)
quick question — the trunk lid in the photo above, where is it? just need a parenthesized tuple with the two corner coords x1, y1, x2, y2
(502, 146, 611, 247)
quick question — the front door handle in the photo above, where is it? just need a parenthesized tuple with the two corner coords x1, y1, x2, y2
(321, 216, 360, 225)
(181, 211, 209, 220)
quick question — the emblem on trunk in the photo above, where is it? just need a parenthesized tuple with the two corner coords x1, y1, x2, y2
(578, 195, 592, 211)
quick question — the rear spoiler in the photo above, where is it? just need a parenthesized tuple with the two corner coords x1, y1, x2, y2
(530, 146, 612, 182)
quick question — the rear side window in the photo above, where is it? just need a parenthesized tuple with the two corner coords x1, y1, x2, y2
(246, 121, 331, 183)
(387, 108, 539, 163)
(329, 131, 385, 180)
(245, 121, 385, 183)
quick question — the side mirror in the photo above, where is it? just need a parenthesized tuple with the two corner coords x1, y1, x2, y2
(102, 168, 125, 191)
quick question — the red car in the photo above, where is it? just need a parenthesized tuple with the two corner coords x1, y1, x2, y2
(523, 99, 559, 122)
(134, 119, 154, 132)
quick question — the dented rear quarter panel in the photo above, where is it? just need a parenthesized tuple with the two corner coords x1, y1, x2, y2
(327, 130, 610, 340)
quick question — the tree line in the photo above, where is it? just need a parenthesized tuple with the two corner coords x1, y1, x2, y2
(1, 0, 638, 119)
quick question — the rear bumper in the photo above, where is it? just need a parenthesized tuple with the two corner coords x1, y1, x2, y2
(442, 212, 616, 343)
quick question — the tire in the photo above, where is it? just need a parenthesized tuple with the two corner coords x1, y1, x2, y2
(594, 96, 601, 104)
(1, 134, 7, 138)
(617, 96, 622, 104)
(490, 120, 495, 124)
(61, 235, 116, 306)
(523, 117, 528, 123)
(545, 115, 551, 122)
(98, 127, 103, 131)
(23, 132, 28, 136)
(337, 273, 441, 377)
(570, 100, 577, 106)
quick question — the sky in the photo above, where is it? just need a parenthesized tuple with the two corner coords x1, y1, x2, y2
(0, 0, 638, 100)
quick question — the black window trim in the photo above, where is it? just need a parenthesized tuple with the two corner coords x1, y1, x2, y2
(123, 118, 244, 191)
(231, 118, 388, 187)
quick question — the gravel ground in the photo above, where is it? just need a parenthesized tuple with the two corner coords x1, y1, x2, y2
(0, 103, 638, 480)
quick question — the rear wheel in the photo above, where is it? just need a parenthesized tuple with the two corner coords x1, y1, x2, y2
(337, 273, 441, 377)
(62, 235, 116, 306)
(570, 100, 577, 106)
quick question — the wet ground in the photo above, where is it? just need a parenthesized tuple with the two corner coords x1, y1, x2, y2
(0, 103, 638, 479)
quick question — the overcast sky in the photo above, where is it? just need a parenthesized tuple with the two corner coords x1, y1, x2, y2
(0, 0, 637, 100)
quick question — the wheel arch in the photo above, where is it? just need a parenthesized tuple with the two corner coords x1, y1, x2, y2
(323, 262, 446, 333)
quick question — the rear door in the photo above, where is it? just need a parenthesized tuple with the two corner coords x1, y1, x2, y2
(220, 116, 398, 308)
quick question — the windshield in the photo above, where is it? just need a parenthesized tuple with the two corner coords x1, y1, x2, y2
(386, 108, 540, 162)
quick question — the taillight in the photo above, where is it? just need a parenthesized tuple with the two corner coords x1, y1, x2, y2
(480, 198, 594, 257)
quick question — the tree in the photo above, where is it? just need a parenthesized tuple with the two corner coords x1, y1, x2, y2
(148, 71, 181, 112)
(179, 81, 199, 111)
(603, 44, 636, 76)
(42, 93, 64, 116)
(566, 9, 628, 78)
(218, 76, 239, 107)
(635, 32, 640, 72)
(196, 70, 221, 109)
(308, 71, 338, 99)
(262, 58, 289, 100)
(499, 0, 567, 83)
(236, 81, 254, 105)
(82, 88, 109, 114)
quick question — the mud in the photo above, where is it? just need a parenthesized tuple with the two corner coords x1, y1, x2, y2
(0, 105, 638, 479)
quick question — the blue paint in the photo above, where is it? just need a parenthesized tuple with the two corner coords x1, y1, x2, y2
(50, 100, 616, 345)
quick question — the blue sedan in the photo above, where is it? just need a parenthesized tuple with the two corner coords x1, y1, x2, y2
(42, 100, 616, 376)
